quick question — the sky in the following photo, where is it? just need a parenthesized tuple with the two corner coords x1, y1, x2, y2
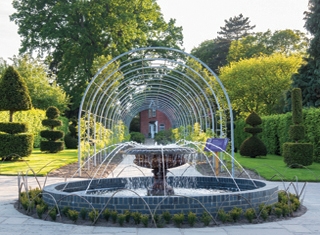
(0, 0, 310, 62)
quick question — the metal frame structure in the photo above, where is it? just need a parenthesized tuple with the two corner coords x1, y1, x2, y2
(78, 47, 234, 174)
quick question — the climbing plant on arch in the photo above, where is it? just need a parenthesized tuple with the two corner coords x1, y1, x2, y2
(78, 47, 234, 171)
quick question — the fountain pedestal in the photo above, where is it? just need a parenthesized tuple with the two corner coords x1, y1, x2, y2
(148, 169, 174, 196)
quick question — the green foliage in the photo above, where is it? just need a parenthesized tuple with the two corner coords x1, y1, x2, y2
(117, 213, 126, 226)
(36, 204, 46, 219)
(283, 143, 313, 167)
(40, 106, 64, 153)
(244, 208, 255, 223)
(227, 29, 308, 63)
(68, 210, 79, 223)
(289, 125, 305, 141)
(0, 66, 32, 122)
(132, 211, 142, 225)
(229, 207, 243, 222)
(130, 132, 145, 144)
(88, 209, 99, 224)
(80, 208, 87, 220)
(154, 129, 173, 145)
(162, 211, 172, 224)
(11, 0, 183, 111)
(187, 211, 197, 227)
(0, 109, 68, 148)
(5, 55, 70, 113)
(220, 54, 302, 117)
(245, 112, 262, 126)
(62, 206, 70, 217)
(172, 213, 185, 228)
(102, 209, 111, 221)
(283, 88, 313, 167)
(49, 208, 57, 221)
(124, 210, 131, 223)
(64, 118, 78, 149)
(141, 215, 149, 227)
(290, 1, 320, 108)
(0, 122, 28, 134)
(240, 112, 267, 158)
(111, 210, 118, 223)
(274, 207, 282, 218)
(0, 133, 33, 160)
(201, 211, 212, 226)
(291, 88, 303, 124)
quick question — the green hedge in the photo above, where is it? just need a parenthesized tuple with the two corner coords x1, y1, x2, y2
(283, 143, 313, 167)
(0, 109, 68, 148)
(0, 133, 33, 159)
(0, 122, 28, 134)
(235, 108, 320, 162)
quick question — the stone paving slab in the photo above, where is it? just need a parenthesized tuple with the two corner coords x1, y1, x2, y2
(1, 168, 320, 234)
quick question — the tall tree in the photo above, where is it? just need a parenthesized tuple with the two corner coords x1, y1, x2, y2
(290, 0, 320, 107)
(217, 14, 256, 41)
(192, 14, 255, 73)
(10, 0, 183, 111)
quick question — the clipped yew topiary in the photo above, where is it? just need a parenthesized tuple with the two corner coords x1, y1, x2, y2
(0, 66, 33, 160)
(64, 117, 78, 149)
(239, 111, 267, 158)
(40, 106, 64, 153)
(283, 88, 313, 167)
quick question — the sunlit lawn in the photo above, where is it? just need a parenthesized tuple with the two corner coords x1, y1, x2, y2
(234, 153, 320, 182)
(0, 149, 78, 176)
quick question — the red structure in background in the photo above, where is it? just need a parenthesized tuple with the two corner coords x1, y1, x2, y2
(140, 109, 172, 138)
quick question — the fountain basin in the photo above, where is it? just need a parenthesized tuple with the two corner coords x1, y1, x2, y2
(43, 176, 278, 216)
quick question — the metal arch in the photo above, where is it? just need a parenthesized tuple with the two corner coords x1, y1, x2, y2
(100, 74, 204, 129)
(78, 47, 235, 176)
(85, 60, 214, 132)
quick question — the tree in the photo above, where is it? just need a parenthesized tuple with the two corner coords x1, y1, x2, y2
(0, 66, 33, 159)
(192, 14, 255, 74)
(2, 56, 70, 113)
(217, 14, 256, 41)
(0, 66, 32, 122)
(283, 88, 313, 167)
(191, 39, 231, 74)
(219, 54, 302, 117)
(239, 111, 267, 158)
(227, 30, 308, 63)
(290, 0, 320, 108)
(40, 106, 64, 153)
(10, 0, 183, 112)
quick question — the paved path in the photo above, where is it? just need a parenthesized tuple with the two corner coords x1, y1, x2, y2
(1, 172, 320, 234)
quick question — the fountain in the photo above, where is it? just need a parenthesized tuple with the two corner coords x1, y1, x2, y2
(126, 145, 194, 196)
(42, 142, 279, 219)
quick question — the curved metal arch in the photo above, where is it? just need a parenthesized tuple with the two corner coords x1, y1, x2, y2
(86, 60, 214, 132)
(78, 47, 235, 175)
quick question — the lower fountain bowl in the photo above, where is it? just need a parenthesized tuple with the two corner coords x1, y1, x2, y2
(43, 176, 278, 216)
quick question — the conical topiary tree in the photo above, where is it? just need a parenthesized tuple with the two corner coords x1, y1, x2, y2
(40, 106, 64, 153)
(283, 88, 313, 167)
(239, 111, 267, 158)
(0, 66, 33, 160)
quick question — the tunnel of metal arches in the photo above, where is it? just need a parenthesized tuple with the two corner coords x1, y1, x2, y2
(78, 47, 234, 162)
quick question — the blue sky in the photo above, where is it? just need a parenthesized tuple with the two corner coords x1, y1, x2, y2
(0, 0, 309, 61)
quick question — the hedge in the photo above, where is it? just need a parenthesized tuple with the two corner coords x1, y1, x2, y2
(234, 108, 320, 162)
(0, 133, 33, 159)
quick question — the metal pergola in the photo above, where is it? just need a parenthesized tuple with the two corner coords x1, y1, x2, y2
(78, 47, 234, 173)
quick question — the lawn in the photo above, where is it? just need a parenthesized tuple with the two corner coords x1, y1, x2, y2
(0, 149, 78, 176)
(234, 153, 320, 182)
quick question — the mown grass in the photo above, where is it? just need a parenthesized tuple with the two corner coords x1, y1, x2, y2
(234, 153, 320, 182)
(0, 149, 78, 176)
